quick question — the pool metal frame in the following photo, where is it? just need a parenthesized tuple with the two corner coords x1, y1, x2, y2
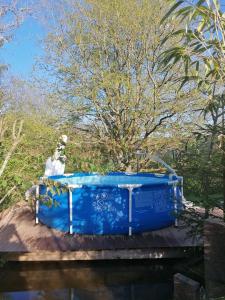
(35, 175, 183, 236)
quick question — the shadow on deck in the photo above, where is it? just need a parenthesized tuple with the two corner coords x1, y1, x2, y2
(0, 202, 203, 261)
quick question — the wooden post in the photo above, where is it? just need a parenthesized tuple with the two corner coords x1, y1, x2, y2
(204, 219, 225, 299)
(173, 273, 201, 300)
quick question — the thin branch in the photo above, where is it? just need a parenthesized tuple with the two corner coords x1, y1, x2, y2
(0, 185, 16, 205)
(144, 113, 176, 139)
(0, 120, 24, 177)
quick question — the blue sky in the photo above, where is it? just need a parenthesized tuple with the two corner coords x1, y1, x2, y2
(1, 1, 225, 80)
(0, 16, 46, 79)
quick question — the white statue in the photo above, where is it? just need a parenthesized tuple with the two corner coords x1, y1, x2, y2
(25, 135, 68, 201)
(44, 135, 68, 177)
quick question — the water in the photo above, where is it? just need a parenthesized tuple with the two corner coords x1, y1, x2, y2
(0, 261, 175, 300)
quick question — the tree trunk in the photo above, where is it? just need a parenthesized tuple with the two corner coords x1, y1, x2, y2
(222, 151, 225, 222)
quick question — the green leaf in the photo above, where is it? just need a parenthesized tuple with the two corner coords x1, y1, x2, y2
(196, 61, 200, 72)
(197, 19, 206, 32)
(184, 57, 190, 75)
(175, 6, 193, 16)
(161, 0, 184, 24)
(172, 29, 186, 36)
(196, 0, 207, 7)
(178, 75, 199, 90)
(212, 0, 220, 10)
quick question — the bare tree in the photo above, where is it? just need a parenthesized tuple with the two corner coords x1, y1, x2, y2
(42, 0, 198, 168)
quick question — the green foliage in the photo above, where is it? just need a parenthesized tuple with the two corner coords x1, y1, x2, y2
(1, 0, 225, 229)
(42, 0, 194, 168)
(161, 0, 225, 220)
(161, 0, 225, 92)
(65, 137, 116, 173)
(166, 135, 224, 235)
(38, 178, 67, 207)
(174, 139, 223, 209)
(0, 114, 58, 210)
(0, 114, 115, 210)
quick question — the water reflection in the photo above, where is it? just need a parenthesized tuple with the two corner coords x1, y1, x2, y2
(0, 261, 174, 300)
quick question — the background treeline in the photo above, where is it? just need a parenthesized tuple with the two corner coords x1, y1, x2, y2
(0, 0, 224, 222)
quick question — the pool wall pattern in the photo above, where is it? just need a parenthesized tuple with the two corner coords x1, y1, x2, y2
(37, 172, 183, 235)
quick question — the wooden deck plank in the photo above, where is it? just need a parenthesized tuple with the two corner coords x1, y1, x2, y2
(2, 248, 193, 261)
(0, 202, 202, 260)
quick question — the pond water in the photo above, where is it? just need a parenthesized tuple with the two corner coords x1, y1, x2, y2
(0, 261, 176, 300)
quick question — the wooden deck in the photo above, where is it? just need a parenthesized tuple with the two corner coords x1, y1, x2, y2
(0, 202, 203, 261)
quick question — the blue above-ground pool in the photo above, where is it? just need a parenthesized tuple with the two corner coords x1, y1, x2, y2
(37, 172, 183, 235)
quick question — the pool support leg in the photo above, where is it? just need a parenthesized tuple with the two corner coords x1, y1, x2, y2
(180, 176, 185, 204)
(128, 186, 133, 236)
(118, 184, 142, 236)
(35, 185, 40, 225)
(173, 183, 178, 227)
(69, 188, 73, 234)
(68, 185, 82, 235)
(168, 179, 180, 227)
